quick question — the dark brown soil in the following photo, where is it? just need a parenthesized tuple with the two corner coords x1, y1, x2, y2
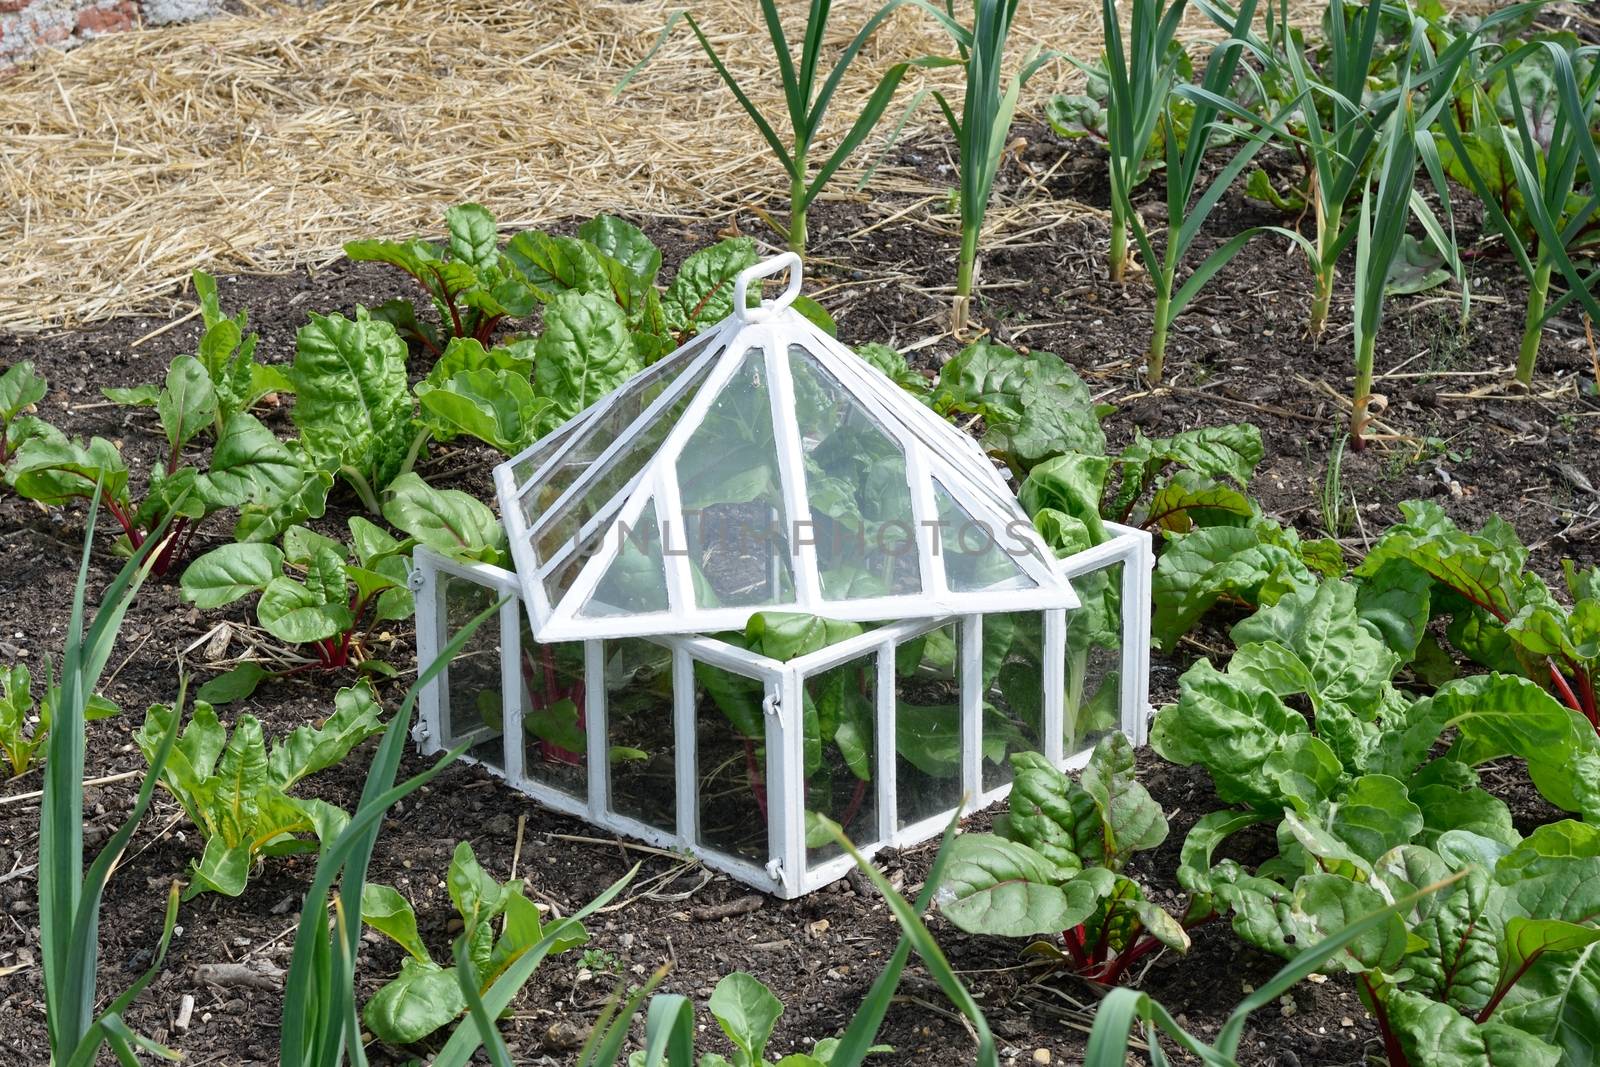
(0, 127, 1594, 1067)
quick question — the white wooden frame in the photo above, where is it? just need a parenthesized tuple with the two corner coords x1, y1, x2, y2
(411, 523, 1153, 898)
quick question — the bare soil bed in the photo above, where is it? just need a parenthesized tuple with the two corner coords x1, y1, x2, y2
(0, 133, 1595, 1066)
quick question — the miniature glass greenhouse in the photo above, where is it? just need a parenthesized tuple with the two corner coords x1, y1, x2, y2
(413, 254, 1153, 897)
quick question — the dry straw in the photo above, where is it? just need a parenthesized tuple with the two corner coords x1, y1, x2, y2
(0, 0, 1324, 332)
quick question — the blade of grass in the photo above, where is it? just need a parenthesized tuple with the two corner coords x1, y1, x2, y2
(824, 813, 998, 1067)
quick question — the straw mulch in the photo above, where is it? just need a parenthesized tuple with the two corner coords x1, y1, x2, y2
(0, 0, 1325, 332)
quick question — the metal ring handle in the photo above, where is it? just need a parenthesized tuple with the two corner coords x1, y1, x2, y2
(733, 252, 803, 323)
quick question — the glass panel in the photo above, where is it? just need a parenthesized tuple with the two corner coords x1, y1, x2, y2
(533, 352, 717, 564)
(694, 659, 769, 863)
(517, 338, 718, 543)
(983, 612, 1046, 793)
(517, 624, 587, 800)
(803, 653, 878, 870)
(934, 479, 1036, 594)
(1065, 561, 1125, 755)
(788, 345, 920, 600)
(441, 574, 504, 770)
(849, 363, 1021, 518)
(894, 623, 962, 829)
(511, 403, 596, 500)
(578, 501, 669, 618)
(604, 639, 676, 834)
(677, 348, 796, 610)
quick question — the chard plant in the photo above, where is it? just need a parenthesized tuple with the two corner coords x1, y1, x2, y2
(181, 474, 501, 693)
(0, 661, 118, 779)
(1357, 500, 1598, 728)
(360, 840, 588, 1045)
(1001, 405, 1341, 652)
(133, 683, 386, 898)
(347, 203, 537, 353)
(1019, 422, 1265, 547)
(1080, 875, 1466, 1067)
(1439, 36, 1600, 386)
(282, 247, 662, 517)
(38, 490, 184, 1066)
(1147, 511, 1344, 649)
(925, 0, 1053, 334)
(1151, 570, 1600, 1062)
(415, 336, 547, 455)
(1150, 577, 1598, 828)
(511, 219, 834, 360)
(618, 1, 919, 256)
(289, 306, 420, 516)
(104, 269, 293, 437)
(0, 359, 62, 483)
(10, 359, 300, 576)
(940, 736, 1198, 986)
(931, 340, 1106, 478)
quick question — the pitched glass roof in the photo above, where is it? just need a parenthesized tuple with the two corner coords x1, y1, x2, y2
(495, 254, 1078, 642)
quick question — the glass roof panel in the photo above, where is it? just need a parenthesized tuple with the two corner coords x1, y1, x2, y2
(789, 344, 920, 600)
(511, 334, 720, 539)
(578, 499, 669, 618)
(676, 347, 796, 611)
(531, 352, 716, 565)
(933, 478, 1037, 594)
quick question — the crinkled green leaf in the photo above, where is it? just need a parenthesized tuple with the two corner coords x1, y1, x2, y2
(268, 681, 384, 788)
(1151, 524, 1320, 650)
(1150, 660, 1308, 808)
(1386, 988, 1561, 1067)
(290, 309, 414, 490)
(1081, 732, 1167, 865)
(660, 237, 757, 336)
(1019, 453, 1109, 545)
(934, 341, 1105, 468)
(533, 290, 641, 423)
(197, 413, 301, 507)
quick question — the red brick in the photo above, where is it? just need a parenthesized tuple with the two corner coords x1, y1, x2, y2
(0, 0, 33, 15)
(77, 2, 137, 35)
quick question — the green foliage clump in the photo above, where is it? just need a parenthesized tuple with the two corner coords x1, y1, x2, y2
(0, 662, 118, 779)
(134, 684, 386, 898)
(361, 840, 588, 1045)
(942, 735, 1193, 986)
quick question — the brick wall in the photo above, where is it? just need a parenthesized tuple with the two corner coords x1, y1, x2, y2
(0, 0, 226, 67)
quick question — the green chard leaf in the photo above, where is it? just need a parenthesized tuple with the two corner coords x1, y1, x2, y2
(290, 308, 415, 494)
